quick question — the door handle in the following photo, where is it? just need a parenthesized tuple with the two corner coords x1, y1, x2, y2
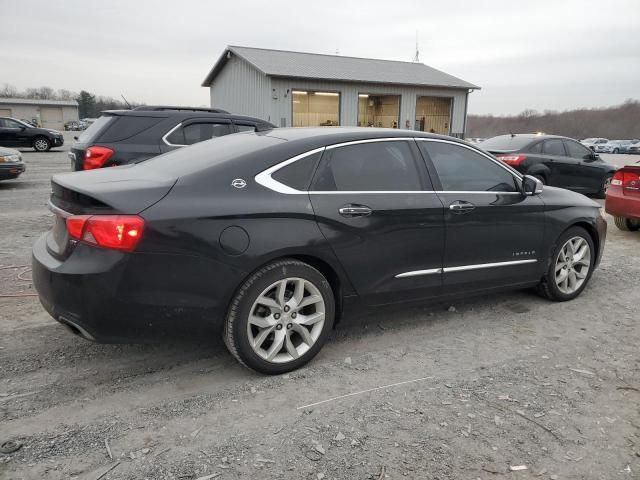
(339, 204, 372, 217)
(449, 200, 476, 214)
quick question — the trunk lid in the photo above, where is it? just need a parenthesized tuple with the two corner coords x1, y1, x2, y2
(47, 165, 177, 258)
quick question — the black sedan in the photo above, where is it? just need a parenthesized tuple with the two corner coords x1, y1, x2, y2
(0, 146, 25, 180)
(481, 134, 617, 198)
(0, 117, 64, 152)
(33, 128, 606, 374)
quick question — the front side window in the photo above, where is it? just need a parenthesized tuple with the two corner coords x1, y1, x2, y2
(312, 141, 422, 191)
(564, 140, 592, 159)
(292, 91, 340, 127)
(543, 139, 566, 156)
(419, 141, 518, 192)
(166, 122, 231, 146)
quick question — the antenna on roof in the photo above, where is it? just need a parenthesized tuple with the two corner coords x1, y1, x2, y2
(413, 31, 420, 62)
(121, 94, 132, 109)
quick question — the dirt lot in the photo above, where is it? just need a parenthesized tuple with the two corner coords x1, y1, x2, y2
(1, 135, 639, 480)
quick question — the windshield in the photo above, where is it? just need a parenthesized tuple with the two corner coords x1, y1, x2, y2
(77, 115, 114, 143)
(479, 135, 533, 152)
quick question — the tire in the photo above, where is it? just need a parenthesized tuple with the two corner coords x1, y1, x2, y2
(614, 216, 640, 231)
(224, 259, 335, 374)
(33, 137, 51, 152)
(537, 226, 595, 302)
(613, 148, 619, 154)
(596, 174, 613, 199)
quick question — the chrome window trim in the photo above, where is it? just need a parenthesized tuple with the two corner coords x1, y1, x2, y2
(254, 136, 526, 195)
(162, 123, 186, 147)
(255, 147, 326, 194)
(395, 259, 537, 279)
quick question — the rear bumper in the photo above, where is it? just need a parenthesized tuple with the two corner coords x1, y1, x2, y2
(0, 162, 25, 179)
(605, 188, 640, 220)
(32, 234, 233, 342)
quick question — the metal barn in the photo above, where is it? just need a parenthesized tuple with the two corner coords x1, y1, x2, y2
(202, 46, 479, 137)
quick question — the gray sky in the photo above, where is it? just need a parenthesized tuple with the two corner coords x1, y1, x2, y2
(1, 0, 638, 115)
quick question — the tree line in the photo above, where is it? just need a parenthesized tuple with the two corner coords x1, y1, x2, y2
(0, 84, 143, 119)
(467, 99, 640, 140)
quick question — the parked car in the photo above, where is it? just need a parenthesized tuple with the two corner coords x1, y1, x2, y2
(481, 134, 617, 198)
(593, 142, 617, 154)
(64, 121, 85, 131)
(605, 162, 640, 231)
(626, 141, 640, 155)
(581, 138, 609, 151)
(69, 106, 275, 171)
(0, 117, 64, 152)
(33, 128, 606, 374)
(0, 146, 25, 180)
(606, 140, 639, 154)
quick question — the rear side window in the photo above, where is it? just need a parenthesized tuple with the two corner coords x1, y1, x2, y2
(528, 142, 542, 154)
(312, 141, 423, 191)
(419, 141, 518, 192)
(564, 140, 592, 159)
(77, 116, 114, 143)
(235, 124, 257, 133)
(272, 151, 322, 191)
(543, 139, 566, 156)
(98, 116, 164, 143)
(166, 122, 232, 146)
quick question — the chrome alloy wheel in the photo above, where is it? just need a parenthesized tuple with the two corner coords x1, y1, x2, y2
(554, 236, 591, 295)
(247, 277, 326, 363)
(34, 139, 49, 151)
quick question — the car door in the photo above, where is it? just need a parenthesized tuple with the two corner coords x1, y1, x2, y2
(417, 139, 545, 294)
(563, 139, 605, 193)
(542, 138, 585, 190)
(309, 138, 445, 304)
(0, 118, 23, 147)
(159, 118, 232, 153)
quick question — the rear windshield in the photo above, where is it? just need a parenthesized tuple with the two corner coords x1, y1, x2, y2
(77, 116, 114, 143)
(481, 135, 533, 152)
(139, 131, 284, 176)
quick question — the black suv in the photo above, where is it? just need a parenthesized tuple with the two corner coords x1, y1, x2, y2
(0, 117, 64, 152)
(69, 106, 275, 171)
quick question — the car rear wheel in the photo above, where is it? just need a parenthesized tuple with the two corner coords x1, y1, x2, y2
(613, 148, 619, 154)
(33, 137, 51, 152)
(538, 227, 595, 302)
(596, 174, 612, 199)
(614, 216, 640, 231)
(224, 259, 335, 374)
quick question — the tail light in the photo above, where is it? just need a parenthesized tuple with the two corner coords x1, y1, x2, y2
(84, 146, 114, 170)
(66, 215, 145, 252)
(611, 169, 640, 190)
(495, 154, 527, 166)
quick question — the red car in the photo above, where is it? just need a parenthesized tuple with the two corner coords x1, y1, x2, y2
(605, 164, 640, 231)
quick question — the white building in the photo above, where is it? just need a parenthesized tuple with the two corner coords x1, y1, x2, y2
(202, 46, 479, 137)
(0, 98, 79, 130)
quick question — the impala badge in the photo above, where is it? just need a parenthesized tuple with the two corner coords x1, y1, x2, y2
(231, 178, 247, 189)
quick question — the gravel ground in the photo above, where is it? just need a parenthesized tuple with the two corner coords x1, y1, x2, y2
(0, 135, 639, 480)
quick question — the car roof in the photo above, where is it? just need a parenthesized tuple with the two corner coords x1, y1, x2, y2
(101, 108, 275, 127)
(263, 126, 461, 145)
(488, 133, 569, 140)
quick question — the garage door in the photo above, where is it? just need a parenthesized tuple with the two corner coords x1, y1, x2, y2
(0, 109, 12, 117)
(415, 97, 451, 135)
(41, 107, 63, 130)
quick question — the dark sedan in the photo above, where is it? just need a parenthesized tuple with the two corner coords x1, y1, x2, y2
(33, 128, 606, 374)
(482, 134, 617, 198)
(0, 146, 25, 180)
(0, 117, 64, 152)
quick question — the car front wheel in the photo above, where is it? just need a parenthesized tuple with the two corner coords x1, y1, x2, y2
(224, 259, 335, 374)
(33, 137, 51, 152)
(538, 227, 595, 302)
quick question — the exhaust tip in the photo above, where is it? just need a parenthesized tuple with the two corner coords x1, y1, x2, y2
(58, 316, 96, 341)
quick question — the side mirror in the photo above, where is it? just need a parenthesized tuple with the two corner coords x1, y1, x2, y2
(522, 175, 543, 196)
